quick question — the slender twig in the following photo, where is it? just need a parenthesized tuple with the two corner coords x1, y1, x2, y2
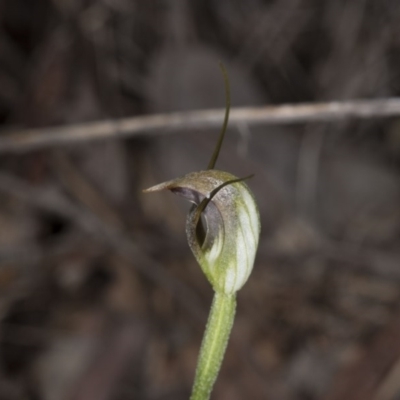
(1, 97, 400, 153)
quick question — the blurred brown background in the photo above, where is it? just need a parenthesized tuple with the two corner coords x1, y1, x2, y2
(1, 0, 400, 399)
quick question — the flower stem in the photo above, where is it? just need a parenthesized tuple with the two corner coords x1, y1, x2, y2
(190, 292, 236, 400)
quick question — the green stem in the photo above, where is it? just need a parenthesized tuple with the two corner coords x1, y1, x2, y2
(190, 292, 236, 400)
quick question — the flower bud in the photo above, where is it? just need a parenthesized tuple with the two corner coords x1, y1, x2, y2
(144, 170, 260, 294)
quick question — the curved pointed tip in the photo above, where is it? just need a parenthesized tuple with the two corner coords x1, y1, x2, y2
(142, 181, 171, 193)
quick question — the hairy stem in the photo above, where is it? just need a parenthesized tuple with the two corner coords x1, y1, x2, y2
(190, 292, 236, 400)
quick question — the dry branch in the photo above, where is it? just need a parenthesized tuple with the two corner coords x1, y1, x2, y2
(1, 97, 400, 153)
